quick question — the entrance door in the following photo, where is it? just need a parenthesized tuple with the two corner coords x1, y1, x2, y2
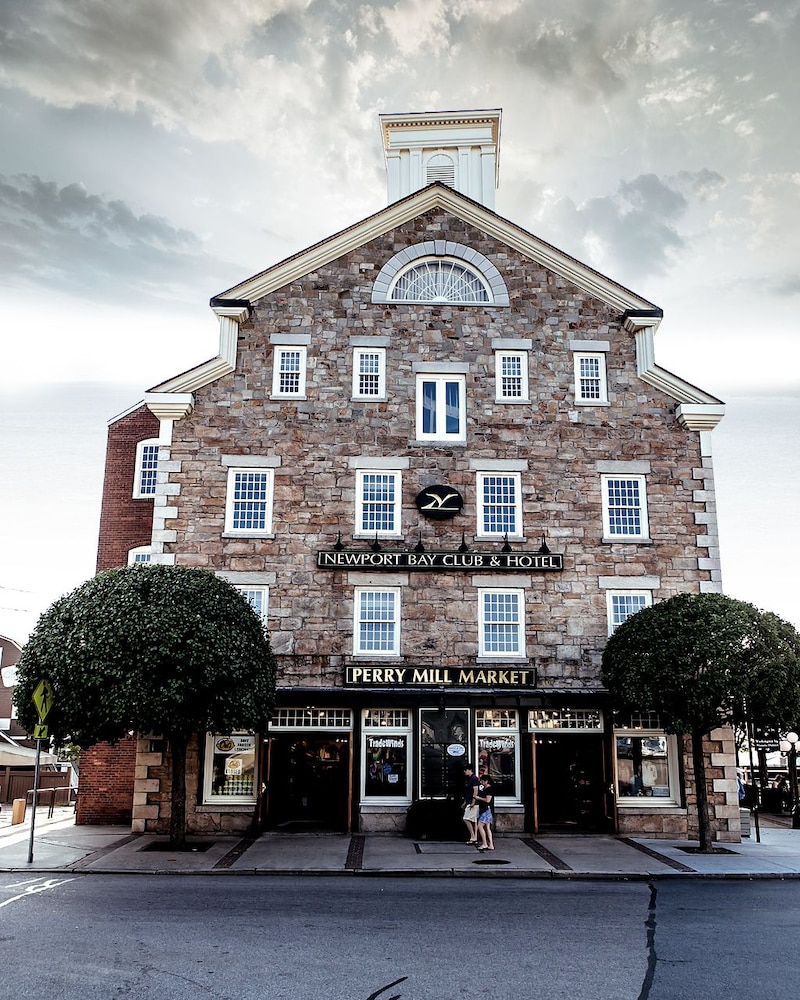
(534, 734, 608, 831)
(266, 735, 350, 832)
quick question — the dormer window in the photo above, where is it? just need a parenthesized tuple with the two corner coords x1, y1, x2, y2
(389, 259, 491, 303)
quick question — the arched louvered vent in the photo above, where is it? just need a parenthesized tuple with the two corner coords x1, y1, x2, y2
(426, 153, 455, 188)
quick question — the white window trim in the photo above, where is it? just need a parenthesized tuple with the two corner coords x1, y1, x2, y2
(601, 474, 650, 541)
(574, 352, 608, 405)
(133, 438, 160, 498)
(235, 585, 269, 626)
(478, 588, 526, 659)
(476, 710, 522, 805)
(271, 345, 307, 398)
(355, 470, 402, 539)
(127, 546, 152, 566)
(388, 257, 492, 304)
(224, 467, 275, 536)
(361, 709, 413, 806)
(354, 587, 401, 657)
(476, 471, 523, 540)
(606, 590, 652, 635)
(415, 373, 467, 443)
(352, 347, 387, 400)
(202, 733, 258, 805)
(614, 728, 681, 809)
(495, 350, 530, 403)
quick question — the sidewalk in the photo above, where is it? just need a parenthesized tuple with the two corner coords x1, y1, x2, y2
(2, 804, 799, 878)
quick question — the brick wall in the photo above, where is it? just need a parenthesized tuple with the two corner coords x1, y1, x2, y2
(96, 404, 159, 571)
(76, 738, 137, 824)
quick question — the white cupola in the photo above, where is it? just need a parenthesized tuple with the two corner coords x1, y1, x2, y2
(379, 109, 502, 210)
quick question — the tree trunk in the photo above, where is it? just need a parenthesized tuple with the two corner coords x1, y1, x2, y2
(168, 734, 188, 849)
(691, 727, 714, 852)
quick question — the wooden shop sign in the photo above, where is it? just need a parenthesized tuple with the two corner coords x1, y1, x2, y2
(345, 665, 537, 689)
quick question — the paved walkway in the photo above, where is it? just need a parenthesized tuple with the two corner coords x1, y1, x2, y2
(2, 804, 799, 877)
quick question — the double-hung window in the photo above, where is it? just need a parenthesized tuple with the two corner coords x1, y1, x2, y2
(495, 351, 528, 402)
(477, 473, 522, 539)
(352, 348, 386, 399)
(133, 438, 159, 498)
(356, 471, 401, 538)
(235, 585, 269, 626)
(416, 374, 466, 442)
(354, 588, 400, 656)
(225, 468, 274, 535)
(479, 589, 525, 658)
(127, 546, 152, 565)
(607, 591, 651, 634)
(601, 475, 649, 540)
(574, 352, 607, 403)
(272, 346, 307, 398)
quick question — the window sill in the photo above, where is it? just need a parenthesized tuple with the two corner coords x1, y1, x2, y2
(411, 439, 467, 447)
(475, 657, 531, 665)
(197, 803, 256, 812)
(270, 395, 307, 401)
(352, 396, 388, 403)
(495, 398, 531, 405)
(601, 537, 652, 545)
(360, 801, 412, 811)
(616, 802, 684, 812)
(575, 400, 610, 407)
(349, 655, 403, 662)
(222, 532, 276, 539)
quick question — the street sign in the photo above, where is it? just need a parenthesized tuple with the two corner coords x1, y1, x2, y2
(32, 679, 55, 721)
(33, 724, 49, 740)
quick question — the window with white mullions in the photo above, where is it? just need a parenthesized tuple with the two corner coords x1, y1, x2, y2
(357, 471, 401, 537)
(574, 352, 607, 403)
(390, 259, 490, 303)
(477, 472, 521, 538)
(133, 439, 159, 498)
(225, 468, 274, 534)
(352, 348, 386, 399)
(479, 589, 524, 658)
(416, 374, 466, 442)
(272, 346, 306, 397)
(607, 591, 651, 634)
(602, 475, 649, 540)
(355, 588, 400, 656)
(496, 351, 528, 401)
(235, 586, 269, 625)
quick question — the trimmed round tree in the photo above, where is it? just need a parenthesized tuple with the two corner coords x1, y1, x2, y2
(14, 565, 276, 847)
(601, 592, 800, 851)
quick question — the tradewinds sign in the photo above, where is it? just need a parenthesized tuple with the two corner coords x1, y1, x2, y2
(317, 549, 563, 572)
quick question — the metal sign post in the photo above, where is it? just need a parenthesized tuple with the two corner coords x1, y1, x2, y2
(27, 679, 54, 865)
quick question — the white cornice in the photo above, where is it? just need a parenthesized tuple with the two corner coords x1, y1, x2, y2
(676, 404, 726, 431)
(214, 185, 658, 314)
(144, 392, 195, 422)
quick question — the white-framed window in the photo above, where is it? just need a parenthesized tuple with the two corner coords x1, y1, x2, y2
(479, 589, 525, 658)
(495, 351, 529, 402)
(202, 733, 258, 804)
(362, 709, 412, 805)
(601, 475, 649, 540)
(356, 470, 402, 538)
(477, 472, 522, 538)
(390, 258, 491, 303)
(354, 588, 400, 656)
(606, 591, 652, 634)
(127, 546, 152, 565)
(416, 374, 466, 442)
(614, 726, 681, 807)
(272, 346, 307, 398)
(420, 707, 470, 799)
(574, 353, 608, 403)
(133, 438, 159, 498)
(352, 348, 386, 399)
(224, 468, 274, 535)
(477, 709, 521, 804)
(236, 585, 269, 625)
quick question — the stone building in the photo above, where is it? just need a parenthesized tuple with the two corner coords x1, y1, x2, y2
(88, 109, 740, 841)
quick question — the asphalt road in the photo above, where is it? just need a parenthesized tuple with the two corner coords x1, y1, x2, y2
(1, 875, 799, 999)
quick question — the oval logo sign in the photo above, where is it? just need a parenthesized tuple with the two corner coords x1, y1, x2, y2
(415, 485, 464, 520)
(446, 743, 467, 757)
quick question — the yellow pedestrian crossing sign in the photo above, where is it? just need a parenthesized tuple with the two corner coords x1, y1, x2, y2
(33, 724, 49, 740)
(33, 679, 55, 721)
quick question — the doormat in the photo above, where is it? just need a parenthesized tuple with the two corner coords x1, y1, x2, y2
(140, 840, 216, 853)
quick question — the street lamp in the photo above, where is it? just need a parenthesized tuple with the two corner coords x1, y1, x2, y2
(778, 731, 800, 829)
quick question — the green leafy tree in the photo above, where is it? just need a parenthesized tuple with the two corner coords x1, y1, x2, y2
(14, 565, 276, 848)
(601, 592, 800, 852)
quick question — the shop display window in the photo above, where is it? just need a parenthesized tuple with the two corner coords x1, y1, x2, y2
(203, 733, 258, 804)
(362, 710, 411, 803)
(476, 710, 521, 803)
(614, 729, 680, 807)
(419, 708, 469, 798)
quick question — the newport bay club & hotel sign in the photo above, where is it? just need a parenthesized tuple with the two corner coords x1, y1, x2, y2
(317, 549, 563, 572)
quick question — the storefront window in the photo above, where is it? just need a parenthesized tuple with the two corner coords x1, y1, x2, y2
(203, 734, 257, 804)
(420, 708, 469, 798)
(476, 710, 520, 802)
(362, 709, 411, 803)
(614, 730, 680, 806)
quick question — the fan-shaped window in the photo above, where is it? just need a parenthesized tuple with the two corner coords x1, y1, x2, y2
(426, 153, 455, 188)
(390, 259, 491, 303)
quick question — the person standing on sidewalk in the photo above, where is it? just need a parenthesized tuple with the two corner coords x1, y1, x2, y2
(462, 764, 480, 844)
(475, 773, 495, 851)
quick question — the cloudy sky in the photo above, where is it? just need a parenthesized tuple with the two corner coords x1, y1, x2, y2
(0, 0, 798, 641)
